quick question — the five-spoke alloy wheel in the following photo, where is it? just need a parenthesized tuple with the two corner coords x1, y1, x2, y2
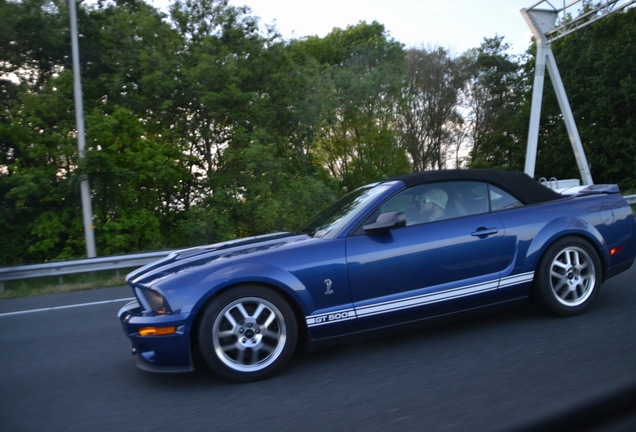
(198, 285, 298, 382)
(533, 236, 602, 316)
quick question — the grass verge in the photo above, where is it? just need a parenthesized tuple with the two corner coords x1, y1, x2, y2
(0, 268, 136, 300)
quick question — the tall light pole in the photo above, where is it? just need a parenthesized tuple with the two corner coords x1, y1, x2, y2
(69, 0, 97, 258)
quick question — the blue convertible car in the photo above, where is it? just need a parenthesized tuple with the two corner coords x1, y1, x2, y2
(119, 170, 636, 382)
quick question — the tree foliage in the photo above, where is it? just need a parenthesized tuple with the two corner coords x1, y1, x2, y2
(301, 21, 410, 192)
(1, 0, 635, 266)
(396, 45, 472, 171)
(466, 36, 528, 171)
(0, 0, 338, 264)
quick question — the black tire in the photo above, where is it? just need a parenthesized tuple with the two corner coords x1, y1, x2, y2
(198, 285, 298, 382)
(532, 236, 602, 317)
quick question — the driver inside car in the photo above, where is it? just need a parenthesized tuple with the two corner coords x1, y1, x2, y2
(418, 187, 448, 222)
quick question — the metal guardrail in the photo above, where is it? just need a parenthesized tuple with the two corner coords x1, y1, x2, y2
(0, 250, 178, 292)
(1, 194, 635, 293)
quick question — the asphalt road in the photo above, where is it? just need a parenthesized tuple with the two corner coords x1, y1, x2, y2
(1, 267, 636, 432)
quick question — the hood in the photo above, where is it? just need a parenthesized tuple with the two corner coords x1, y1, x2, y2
(126, 232, 309, 286)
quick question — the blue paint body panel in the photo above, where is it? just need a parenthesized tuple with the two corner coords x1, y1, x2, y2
(118, 170, 636, 372)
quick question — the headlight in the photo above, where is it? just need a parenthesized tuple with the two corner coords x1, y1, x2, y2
(137, 288, 169, 315)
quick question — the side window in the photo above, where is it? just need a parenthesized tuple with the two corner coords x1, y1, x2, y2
(377, 187, 420, 226)
(377, 181, 489, 226)
(489, 185, 524, 211)
(458, 182, 489, 215)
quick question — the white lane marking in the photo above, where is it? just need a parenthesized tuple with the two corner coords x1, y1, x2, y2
(0, 297, 135, 317)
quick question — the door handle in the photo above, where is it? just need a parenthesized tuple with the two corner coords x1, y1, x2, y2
(471, 227, 499, 237)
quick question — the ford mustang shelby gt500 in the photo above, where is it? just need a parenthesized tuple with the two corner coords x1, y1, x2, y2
(118, 169, 636, 382)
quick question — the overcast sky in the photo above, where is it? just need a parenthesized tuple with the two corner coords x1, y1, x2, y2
(144, 0, 538, 54)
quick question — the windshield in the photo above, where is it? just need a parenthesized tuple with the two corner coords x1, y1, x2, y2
(298, 183, 392, 238)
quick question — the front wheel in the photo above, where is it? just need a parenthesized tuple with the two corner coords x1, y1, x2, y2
(198, 285, 298, 382)
(532, 236, 602, 317)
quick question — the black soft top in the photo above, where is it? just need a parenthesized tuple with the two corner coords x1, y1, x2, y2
(386, 169, 562, 205)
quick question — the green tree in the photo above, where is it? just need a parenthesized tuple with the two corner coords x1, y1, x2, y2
(0, 73, 84, 263)
(300, 21, 410, 192)
(466, 36, 528, 171)
(0, 0, 194, 262)
(84, 105, 191, 254)
(167, 0, 336, 238)
(0, 0, 71, 86)
(396, 45, 472, 171)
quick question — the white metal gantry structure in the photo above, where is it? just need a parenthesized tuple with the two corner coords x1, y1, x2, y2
(521, 0, 636, 185)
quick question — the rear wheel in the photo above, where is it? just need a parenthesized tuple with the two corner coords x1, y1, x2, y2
(532, 236, 602, 317)
(198, 285, 298, 382)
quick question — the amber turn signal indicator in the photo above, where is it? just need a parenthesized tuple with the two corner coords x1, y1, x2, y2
(138, 326, 176, 336)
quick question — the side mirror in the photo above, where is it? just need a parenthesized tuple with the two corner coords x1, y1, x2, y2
(363, 211, 406, 232)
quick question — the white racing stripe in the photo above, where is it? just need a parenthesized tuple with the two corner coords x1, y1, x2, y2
(0, 297, 135, 318)
(306, 271, 535, 327)
(355, 280, 499, 318)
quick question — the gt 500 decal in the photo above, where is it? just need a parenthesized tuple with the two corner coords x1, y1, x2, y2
(304, 272, 535, 327)
(306, 309, 356, 327)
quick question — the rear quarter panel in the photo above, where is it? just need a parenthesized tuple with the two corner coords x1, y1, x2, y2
(499, 194, 635, 284)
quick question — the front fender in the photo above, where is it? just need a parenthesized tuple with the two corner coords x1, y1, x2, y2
(183, 262, 316, 317)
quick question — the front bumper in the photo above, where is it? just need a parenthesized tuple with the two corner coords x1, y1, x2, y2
(118, 300, 194, 373)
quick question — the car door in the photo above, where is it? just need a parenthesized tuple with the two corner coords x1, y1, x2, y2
(345, 181, 511, 329)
